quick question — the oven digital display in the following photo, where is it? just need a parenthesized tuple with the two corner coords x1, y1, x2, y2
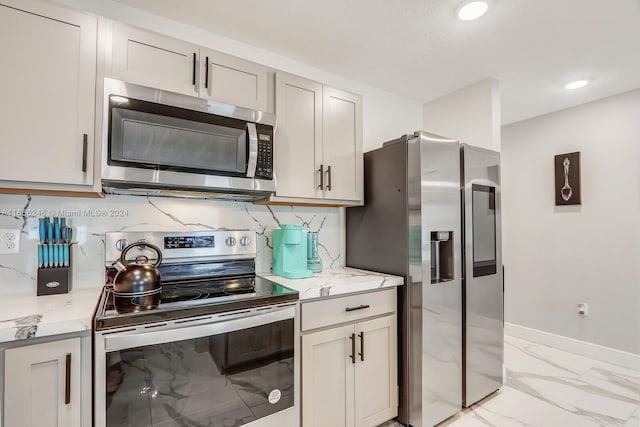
(164, 235, 215, 249)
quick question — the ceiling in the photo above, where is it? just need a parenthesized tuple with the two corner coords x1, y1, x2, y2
(114, 0, 640, 124)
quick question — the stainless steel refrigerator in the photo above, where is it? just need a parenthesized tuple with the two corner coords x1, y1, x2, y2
(346, 131, 503, 427)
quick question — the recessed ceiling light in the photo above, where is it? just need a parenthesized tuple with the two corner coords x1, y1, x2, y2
(564, 80, 589, 90)
(457, 1, 489, 21)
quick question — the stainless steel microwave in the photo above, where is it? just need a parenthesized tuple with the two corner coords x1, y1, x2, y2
(101, 78, 276, 201)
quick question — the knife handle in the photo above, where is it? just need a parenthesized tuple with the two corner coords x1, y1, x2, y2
(63, 245, 70, 267)
(53, 244, 59, 268)
(43, 244, 49, 268)
(37, 245, 43, 268)
(47, 222, 53, 244)
(39, 218, 46, 243)
(54, 218, 61, 244)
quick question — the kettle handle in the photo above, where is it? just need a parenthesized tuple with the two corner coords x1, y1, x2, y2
(119, 241, 163, 268)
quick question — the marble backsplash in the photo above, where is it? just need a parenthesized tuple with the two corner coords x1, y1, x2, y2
(0, 194, 344, 295)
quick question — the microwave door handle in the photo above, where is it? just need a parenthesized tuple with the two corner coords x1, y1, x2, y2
(246, 122, 258, 178)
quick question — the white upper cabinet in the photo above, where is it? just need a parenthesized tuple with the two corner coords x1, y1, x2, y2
(110, 24, 269, 112)
(323, 87, 363, 202)
(111, 23, 199, 96)
(0, 0, 96, 188)
(273, 72, 363, 205)
(275, 72, 323, 200)
(200, 49, 268, 111)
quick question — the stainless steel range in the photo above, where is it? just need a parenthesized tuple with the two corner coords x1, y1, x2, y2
(93, 230, 299, 427)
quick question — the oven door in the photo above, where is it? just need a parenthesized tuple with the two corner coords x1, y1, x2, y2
(94, 305, 296, 427)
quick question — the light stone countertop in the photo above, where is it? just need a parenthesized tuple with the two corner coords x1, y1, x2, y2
(0, 287, 101, 344)
(0, 268, 403, 343)
(259, 267, 404, 301)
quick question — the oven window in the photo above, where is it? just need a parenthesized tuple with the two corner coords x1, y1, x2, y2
(105, 319, 294, 427)
(109, 97, 248, 175)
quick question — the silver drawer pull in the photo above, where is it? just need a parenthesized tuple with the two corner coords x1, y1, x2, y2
(345, 304, 370, 312)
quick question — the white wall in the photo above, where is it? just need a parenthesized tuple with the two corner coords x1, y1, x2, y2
(56, 0, 422, 152)
(502, 89, 640, 355)
(423, 78, 500, 151)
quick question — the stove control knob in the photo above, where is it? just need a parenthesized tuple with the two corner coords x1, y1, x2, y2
(225, 236, 237, 247)
(240, 236, 252, 246)
(115, 239, 129, 252)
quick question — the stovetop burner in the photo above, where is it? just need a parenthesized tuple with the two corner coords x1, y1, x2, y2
(160, 277, 257, 303)
(95, 274, 296, 331)
(96, 230, 298, 331)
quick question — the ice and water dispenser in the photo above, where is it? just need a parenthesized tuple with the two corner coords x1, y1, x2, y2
(430, 231, 454, 284)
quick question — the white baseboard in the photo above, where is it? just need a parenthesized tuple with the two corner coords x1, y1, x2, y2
(505, 322, 640, 371)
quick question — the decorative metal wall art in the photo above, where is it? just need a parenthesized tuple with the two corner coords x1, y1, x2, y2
(554, 152, 581, 205)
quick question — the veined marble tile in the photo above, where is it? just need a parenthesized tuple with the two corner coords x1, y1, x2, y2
(624, 408, 640, 427)
(0, 193, 344, 295)
(377, 337, 640, 427)
(505, 335, 596, 378)
(511, 376, 637, 425)
(451, 386, 602, 427)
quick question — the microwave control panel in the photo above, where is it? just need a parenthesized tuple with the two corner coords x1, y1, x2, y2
(255, 123, 273, 180)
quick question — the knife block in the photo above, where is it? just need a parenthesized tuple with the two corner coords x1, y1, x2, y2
(37, 247, 73, 296)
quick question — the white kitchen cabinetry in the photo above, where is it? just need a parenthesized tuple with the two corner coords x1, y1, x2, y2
(110, 24, 269, 111)
(301, 290, 397, 427)
(200, 49, 268, 111)
(111, 22, 200, 97)
(322, 87, 363, 202)
(3, 337, 81, 427)
(0, 0, 97, 192)
(274, 73, 324, 200)
(273, 72, 363, 205)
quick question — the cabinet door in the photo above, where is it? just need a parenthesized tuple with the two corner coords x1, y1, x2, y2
(201, 49, 268, 111)
(302, 324, 355, 427)
(4, 337, 81, 427)
(354, 315, 398, 427)
(322, 87, 363, 202)
(111, 23, 199, 96)
(275, 72, 323, 199)
(0, 0, 96, 186)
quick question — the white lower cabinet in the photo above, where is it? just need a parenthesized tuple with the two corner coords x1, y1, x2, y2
(301, 290, 398, 427)
(3, 337, 81, 427)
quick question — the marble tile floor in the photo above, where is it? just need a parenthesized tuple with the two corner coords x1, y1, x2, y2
(379, 335, 640, 427)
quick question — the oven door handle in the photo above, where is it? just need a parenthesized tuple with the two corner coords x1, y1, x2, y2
(246, 122, 258, 178)
(103, 306, 294, 352)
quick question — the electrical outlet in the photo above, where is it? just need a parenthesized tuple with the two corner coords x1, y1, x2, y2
(0, 229, 20, 254)
(577, 302, 589, 316)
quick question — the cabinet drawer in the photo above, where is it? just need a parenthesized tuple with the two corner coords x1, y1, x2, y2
(301, 289, 396, 331)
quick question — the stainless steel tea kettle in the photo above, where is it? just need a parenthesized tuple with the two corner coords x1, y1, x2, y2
(112, 241, 163, 313)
